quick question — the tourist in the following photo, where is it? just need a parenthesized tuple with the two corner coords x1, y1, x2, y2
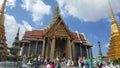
(94, 62, 99, 68)
(63, 57, 67, 67)
(56, 56, 60, 63)
(46, 62, 51, 68)
(38, 54, 42, 65)
(78, 56, 82, 67)
(81, 57, 86, 68)
(47, 57, 50, 64)
(71, 59, 74, 66)
(56, 62, 61, 68)
(66, 58, 71, 66)
(110, 63, 117, 68)
(43, 59, 47, 66)
(51, 62, 55, 68)
(99, 63, 102, 68)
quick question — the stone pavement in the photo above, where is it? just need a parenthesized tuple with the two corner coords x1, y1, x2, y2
(42, 66, 79, 68)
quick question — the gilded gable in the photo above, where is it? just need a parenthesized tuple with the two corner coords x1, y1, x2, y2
(54, 23, 69, 37)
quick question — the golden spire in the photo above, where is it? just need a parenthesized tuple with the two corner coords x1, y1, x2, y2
(108, 0, 120, 34)
(0, 0, 6, 14)
(48, 6, 60, 28)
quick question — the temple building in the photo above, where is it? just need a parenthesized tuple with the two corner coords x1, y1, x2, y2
(107, 1, 120, 60)
(20, 6, 93, 60)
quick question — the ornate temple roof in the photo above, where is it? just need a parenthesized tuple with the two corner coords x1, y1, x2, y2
(21, 30, 92, 46)
(21, 30, 43, 43)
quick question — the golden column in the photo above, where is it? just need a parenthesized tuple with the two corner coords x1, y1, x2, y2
(45, 43, 48, 58)
(89, 48, 92, 58)
(80, 45, 82, 57)
(86, 46, 89, 58)
(50, 36, 55, 60)
(35, 38, 39, 54)
(21, 43, 25, 56)
(71, 41, 75, 60)
(42, 37, 46, 58)
(87, 47, 90, 59)
(67, 37, 72, 59)
(27, 43, 31, 56)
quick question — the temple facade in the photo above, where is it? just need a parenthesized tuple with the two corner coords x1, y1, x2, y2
(20, 6, 93, 60)
(107, 1, 120, 60)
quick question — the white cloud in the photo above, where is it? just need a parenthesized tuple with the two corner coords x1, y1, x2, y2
(5, 14, 32, 47)
(56, 0, 120, 22)
(21, 0, 51, 22)
(7, 0, 16, 8)
(103, 43, 109, 48)
(21, 20, 32, 31)
(0, 0, 16, 8)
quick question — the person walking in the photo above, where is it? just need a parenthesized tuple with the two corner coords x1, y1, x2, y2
(56, 62, 61, 68)
(78, 56, 82, 68)
(46, 62, 51, 68)
(51, 62, 55, 68)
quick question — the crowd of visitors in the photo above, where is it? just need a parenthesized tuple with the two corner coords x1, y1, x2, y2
(33, 55, 120, 68)
(77, 56, 120, 68)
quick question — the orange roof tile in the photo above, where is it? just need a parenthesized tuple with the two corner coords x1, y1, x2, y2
(25, 31, 31, 37)
(23, 30, 43, 41)
(22, 30, 88, 44)
(33, 30, 43, 36)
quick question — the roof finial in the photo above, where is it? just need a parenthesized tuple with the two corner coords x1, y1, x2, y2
(97, 41, 102, 59)
(108, 0, 120, 34)
(0, 0, 6, 14)
(17, 27, 20, 36)
(108, 0, 116, 23)
(50, 6, 60, 26)
(12, 27, 20, 47)
(53, 6, 59, 18)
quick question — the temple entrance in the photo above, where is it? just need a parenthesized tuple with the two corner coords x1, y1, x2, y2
(55, 38, 66, 58)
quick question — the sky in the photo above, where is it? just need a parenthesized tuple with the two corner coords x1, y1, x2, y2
(0, 0, 120, 58)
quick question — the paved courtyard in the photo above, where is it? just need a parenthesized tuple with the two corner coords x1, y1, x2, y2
(39, 66, 80, 68)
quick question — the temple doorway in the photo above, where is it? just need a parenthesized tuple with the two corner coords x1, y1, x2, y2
(55, 38, 66, 58)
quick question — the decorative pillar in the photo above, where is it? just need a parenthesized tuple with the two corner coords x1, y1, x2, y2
(50, 37, 55, 61)
(21, 43, 25, 56)
(35, 38, 39, 54)
(42, 37, 46, 58)
(27, 43, 31, 56)
(67, 37, 72, 59)
(45, 43, 48, 58)
(87, 48, 90, 59)
(86, 46, 89, 58)
(72, 41, 75, 61)
(80, 45, 82, 57)
(90, 47, 93, 58)
(89, 47, 91, 59)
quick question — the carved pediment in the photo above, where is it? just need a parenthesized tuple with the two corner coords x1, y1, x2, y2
(54, 23, 69, 37)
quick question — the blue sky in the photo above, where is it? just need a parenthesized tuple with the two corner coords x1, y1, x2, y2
(0, 0, 120, 57)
